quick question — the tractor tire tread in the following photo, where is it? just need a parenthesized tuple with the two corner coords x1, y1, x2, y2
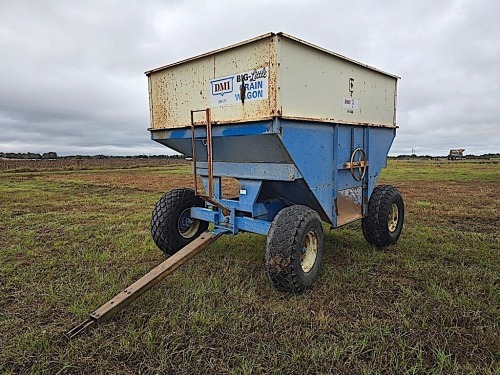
(265, 205, 323, 293)
(362, 184, 404, 248)
(151, 188, 208, 256)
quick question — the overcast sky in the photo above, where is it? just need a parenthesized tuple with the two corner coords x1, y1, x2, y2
(1, 0, 499, 156)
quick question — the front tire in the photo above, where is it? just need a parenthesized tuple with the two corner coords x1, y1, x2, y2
(265, 205, 324, 293)
(151, 188, 208, 256)
(362, 185, 404, 247)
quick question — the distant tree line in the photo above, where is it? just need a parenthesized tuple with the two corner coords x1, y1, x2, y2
(390, 153, 500, 159)
(62, 154, 184, 160)
(0, 152, 185, 160)
(3, 152, 498, 161)
(0, 152, 58, 159)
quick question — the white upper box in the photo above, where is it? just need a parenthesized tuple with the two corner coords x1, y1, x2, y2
(146, 33, 399, 130)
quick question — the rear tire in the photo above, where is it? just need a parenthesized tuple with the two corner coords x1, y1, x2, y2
(151, 188, 208, 256)
(265, 205, 324, 293)
(362, 185, 404, 247)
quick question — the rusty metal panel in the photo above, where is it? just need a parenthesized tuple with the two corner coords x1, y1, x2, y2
(147, 32, 399, 130)
(147, 34, 277, 129)
(277, 35, 398, 127)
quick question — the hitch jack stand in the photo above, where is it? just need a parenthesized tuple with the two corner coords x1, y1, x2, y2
(65, 232, 221, 339)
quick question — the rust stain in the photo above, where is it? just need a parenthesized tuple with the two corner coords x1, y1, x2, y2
(239, 75, 246, 104)
(148, 34, 275, 130)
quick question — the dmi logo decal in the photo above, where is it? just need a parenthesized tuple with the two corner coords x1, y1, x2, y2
(210, 77, 234, 97)
(210, 67, 268, 106)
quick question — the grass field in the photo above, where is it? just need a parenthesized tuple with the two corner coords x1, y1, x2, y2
(1, 159, 498, 374)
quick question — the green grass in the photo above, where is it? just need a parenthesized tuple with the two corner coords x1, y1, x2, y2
(383, 159, 499, 182)
(0, 160, 499, 374)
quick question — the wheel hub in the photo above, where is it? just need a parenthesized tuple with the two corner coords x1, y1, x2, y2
(388, 203, 399, 233)
(301, 230, 318, 273)
(178, 208, 200, 239)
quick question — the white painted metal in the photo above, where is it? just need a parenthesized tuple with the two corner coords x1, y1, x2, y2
(301, 229, 319, 273)
(146, 33, 399, 130)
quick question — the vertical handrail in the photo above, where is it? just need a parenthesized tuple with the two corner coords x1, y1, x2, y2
(205, 108, 213, 198)
(190, 108, 214, 199)
(190, 110, 198, 195)
(362, 126, 368, 216)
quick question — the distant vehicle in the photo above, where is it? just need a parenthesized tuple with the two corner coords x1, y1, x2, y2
(448, 149, 465, 160)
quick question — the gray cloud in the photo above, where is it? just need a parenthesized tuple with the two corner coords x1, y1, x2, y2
(1, 0, 498, 156)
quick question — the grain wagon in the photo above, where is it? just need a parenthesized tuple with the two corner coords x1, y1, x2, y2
(67, 33, 404, 337)
(148, 32, 404, 292)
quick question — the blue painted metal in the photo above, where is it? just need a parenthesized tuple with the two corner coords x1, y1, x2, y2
(365, 126, 396, 196)
(234, 216, 271, 235)
(151, 121, 277, 140)
(152, 117, 395, 236)
(278, 121, 334, 222)
(234, 179, 262, 209)
(191, 207, 219, 224)
(153, 121, 290, 164)
(197, 162, 301, 181)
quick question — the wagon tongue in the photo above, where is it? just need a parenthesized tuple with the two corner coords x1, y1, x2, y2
(65, 319, 95, 340)
(65, 232, 221, 339)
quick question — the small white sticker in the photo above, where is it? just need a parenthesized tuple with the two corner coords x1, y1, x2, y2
(240, 189, 247, 195)
(210, 67, 269, 106)
(343, 97, 360, 110)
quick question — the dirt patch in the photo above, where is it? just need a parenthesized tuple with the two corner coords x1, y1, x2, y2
(390, 180, 499, 233)
(0, 158, 187, 172)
